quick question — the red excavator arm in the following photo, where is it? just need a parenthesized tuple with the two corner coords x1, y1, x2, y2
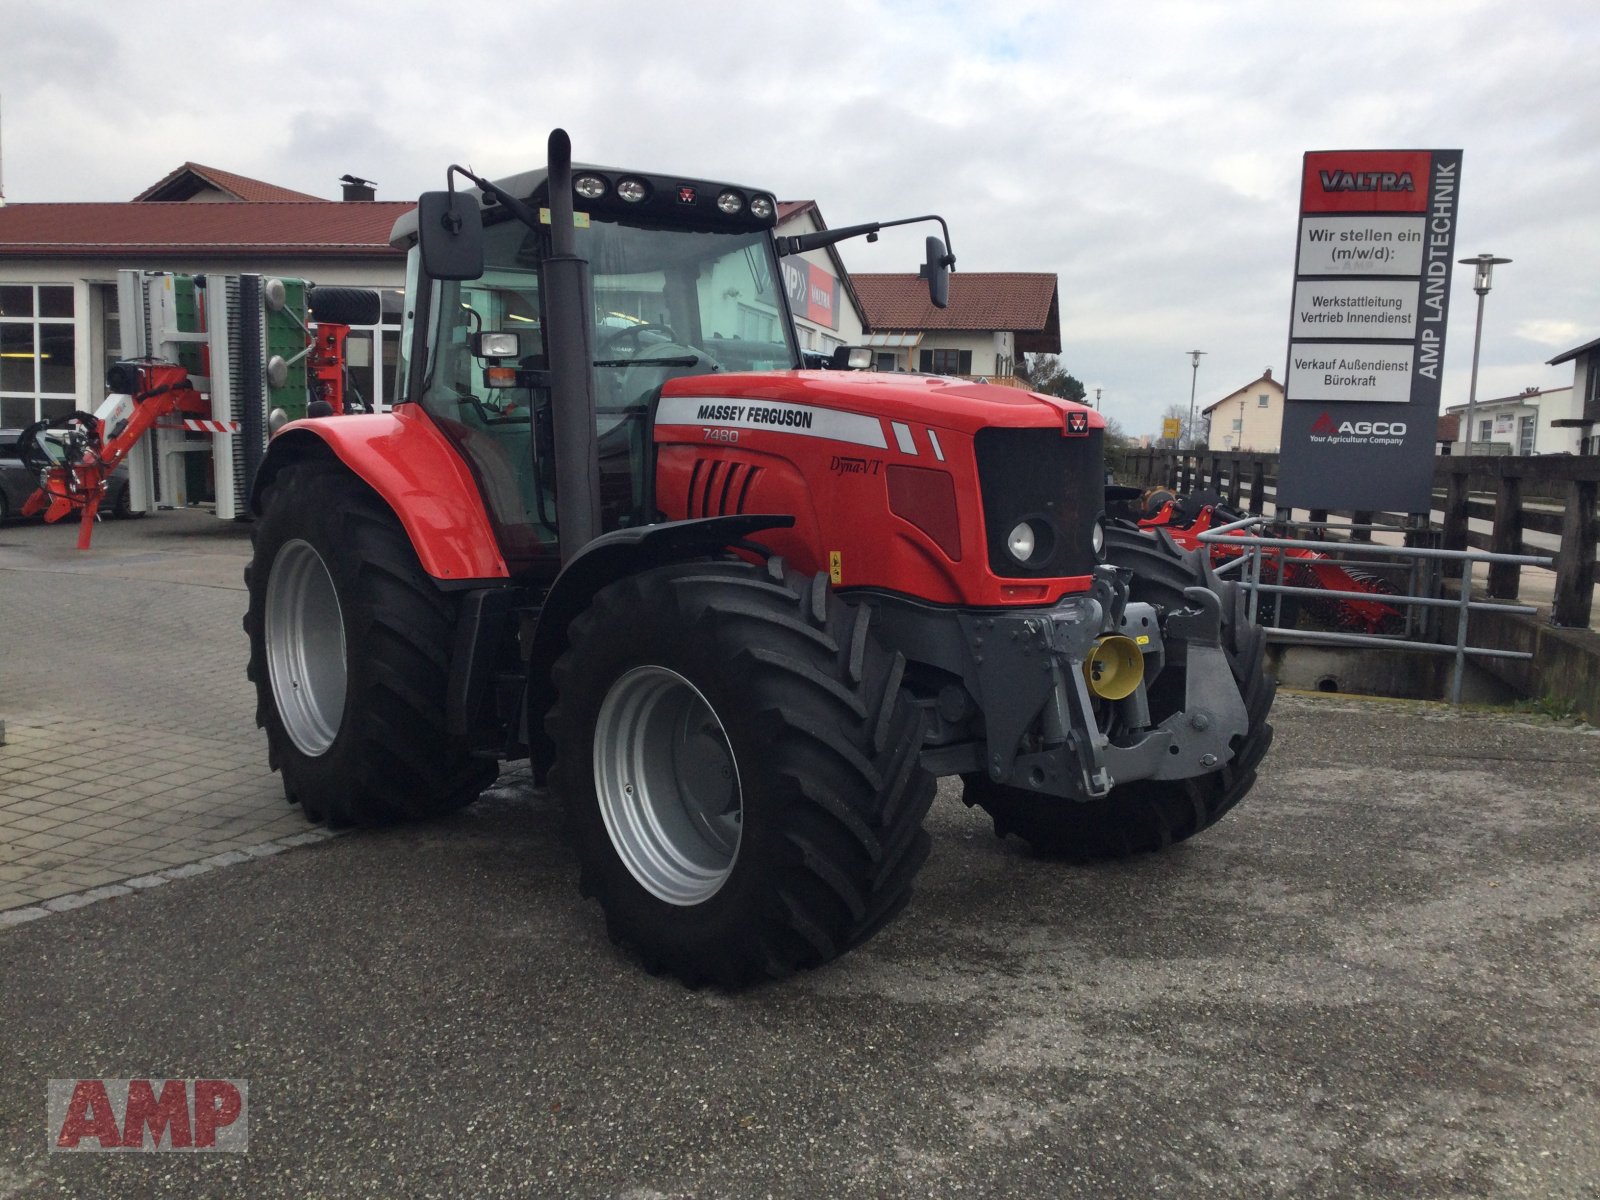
(19, 359, 214, 549)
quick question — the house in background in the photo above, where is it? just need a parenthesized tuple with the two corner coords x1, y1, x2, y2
(1200, 367, 1283, 452)
(1443, 385, 1580, 456)
(850, 272, 1060, 383)
(1547, 335, 1600, 455)
(0, 163, 409, 427)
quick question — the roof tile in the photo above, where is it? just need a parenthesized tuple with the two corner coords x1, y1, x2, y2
(0, 202, 413, 258)
(134, 163, 325, 203)
(853, 272, 1060, 352)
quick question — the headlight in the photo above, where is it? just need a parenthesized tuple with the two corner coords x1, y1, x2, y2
(573, 174, 608, 200)
(716, 190, 744, 215)
(1092, 519, 1105, 557)
(749, 195, 775, 219)
(1007, 521, 1036, 562)
(616, 178, 649, 203)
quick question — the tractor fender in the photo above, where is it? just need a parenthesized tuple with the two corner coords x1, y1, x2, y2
(521, 514, 796, 772)
(250, 411, 511, 583)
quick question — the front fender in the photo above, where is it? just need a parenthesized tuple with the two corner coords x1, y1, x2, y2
(521, 514, 796, 771)
(251, 407, 510, 582)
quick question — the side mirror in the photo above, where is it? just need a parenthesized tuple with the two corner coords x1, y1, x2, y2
(417, 191, 484, 281)
(920, 236, 951, 309)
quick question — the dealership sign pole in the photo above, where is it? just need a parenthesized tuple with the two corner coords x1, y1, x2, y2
(1276, 149, 1463, 514)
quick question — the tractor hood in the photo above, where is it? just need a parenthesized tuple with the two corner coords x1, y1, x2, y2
(659, 370, 1103, 440)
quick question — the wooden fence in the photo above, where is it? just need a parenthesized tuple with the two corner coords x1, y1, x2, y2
(1113, 448, 1600, 629)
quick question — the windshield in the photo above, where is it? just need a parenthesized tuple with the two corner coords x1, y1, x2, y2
(419, 213, 795, 566)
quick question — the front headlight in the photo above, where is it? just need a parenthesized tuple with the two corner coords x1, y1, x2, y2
(1007, 521, 1035, 562)
(1092, 518, 1105, 558)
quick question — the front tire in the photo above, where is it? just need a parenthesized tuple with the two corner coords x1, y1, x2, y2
(548, 557, 934, 987)
(964, 525, 1274, 860)
(244, 460, 496, 825)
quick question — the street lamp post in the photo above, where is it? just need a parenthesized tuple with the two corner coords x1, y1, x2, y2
(1094, 387, 1102, 410)
(1185, 349, 1206, 449)
(1459, 254, 1511, 457)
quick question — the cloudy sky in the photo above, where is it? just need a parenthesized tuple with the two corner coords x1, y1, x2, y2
(2, 0, 1596, 438)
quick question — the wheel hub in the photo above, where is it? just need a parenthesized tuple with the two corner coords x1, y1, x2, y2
(593, 665, 742, 905)
(264, 538, 347, 757)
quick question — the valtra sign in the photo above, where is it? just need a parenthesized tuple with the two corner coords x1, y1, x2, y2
(1277, 149, 1462, 514)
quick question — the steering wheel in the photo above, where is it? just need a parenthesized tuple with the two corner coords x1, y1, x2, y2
(599, 322, 681, 358)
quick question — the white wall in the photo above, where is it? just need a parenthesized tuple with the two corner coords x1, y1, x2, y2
(1204, 378, 1283, 453)
(1449, 389, 1579, 455)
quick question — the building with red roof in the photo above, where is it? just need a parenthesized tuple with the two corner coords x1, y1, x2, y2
(0, 165, 408, 425)
(851, 271, 1060, 383)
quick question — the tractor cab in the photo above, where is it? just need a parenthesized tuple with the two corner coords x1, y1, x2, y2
(392, 143, 955, 574)
(394, 163, 800, 564)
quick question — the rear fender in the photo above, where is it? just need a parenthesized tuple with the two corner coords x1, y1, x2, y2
(250, 409, 510, 582)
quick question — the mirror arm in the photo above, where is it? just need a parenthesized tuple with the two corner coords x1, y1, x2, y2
(447, 164, 544, 235)
(775, 214, 955, 270)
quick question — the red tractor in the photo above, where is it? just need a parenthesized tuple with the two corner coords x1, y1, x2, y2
(245, 131, 1274, 986)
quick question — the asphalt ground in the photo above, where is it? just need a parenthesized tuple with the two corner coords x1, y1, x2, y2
(2, 508, 1599, 1198)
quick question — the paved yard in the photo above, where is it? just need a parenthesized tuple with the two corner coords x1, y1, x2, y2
(1, 511, 324, 912)
(1, 507, 1598, 1198)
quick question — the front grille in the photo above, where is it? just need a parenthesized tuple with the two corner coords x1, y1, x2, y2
(973, 427, 1104, 578)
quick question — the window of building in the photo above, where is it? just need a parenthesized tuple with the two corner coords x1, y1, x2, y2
(0, 284, 77, 426)
(1478, 419, 1492, 442)
(1518, 414, 1535, 455)
(1232, 417, 1243, 432)
(1258, 393, 1270, 407)
(919, 348, 972, 376)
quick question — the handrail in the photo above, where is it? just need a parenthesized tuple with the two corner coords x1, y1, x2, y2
(1194, 515, 1555, 704)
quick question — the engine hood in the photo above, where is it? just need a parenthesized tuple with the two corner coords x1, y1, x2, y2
(660, 370, 1101, 439)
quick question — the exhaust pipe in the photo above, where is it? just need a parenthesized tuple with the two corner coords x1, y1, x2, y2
(542, 128, 603, 562)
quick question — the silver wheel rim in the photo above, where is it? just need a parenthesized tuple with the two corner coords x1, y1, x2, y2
(593, 666, 742, 906)
(264, 538, 347, 757)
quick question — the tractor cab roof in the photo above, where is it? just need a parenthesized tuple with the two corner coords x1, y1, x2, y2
(390, 164, 779, 250)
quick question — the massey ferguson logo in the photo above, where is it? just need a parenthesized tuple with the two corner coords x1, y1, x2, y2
(1319, 170, 1415, 193)
(1065, 410, 1090, 436)
(1310, 412, 1408, 441)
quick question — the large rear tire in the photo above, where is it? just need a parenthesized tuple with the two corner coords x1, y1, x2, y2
(964, 525, 1274, 860)
(244, 461, 496, 826)
(548, 557, 935, 987)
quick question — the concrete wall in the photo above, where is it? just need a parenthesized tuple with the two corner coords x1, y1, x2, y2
(1461, 607, 1600, 725)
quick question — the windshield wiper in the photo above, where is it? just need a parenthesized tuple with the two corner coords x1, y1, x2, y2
(592, 355, 706, 368)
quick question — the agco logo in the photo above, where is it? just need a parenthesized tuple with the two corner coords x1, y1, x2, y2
(1312, 413, 1407, 437)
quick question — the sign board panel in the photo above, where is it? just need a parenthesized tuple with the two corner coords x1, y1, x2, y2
(1276, 149, 1462, 514)
(780, 258, 840, 330)
(1162, 417, 1182, 442)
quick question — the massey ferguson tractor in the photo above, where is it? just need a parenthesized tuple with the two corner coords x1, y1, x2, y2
(244, 131, 1274, 986)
